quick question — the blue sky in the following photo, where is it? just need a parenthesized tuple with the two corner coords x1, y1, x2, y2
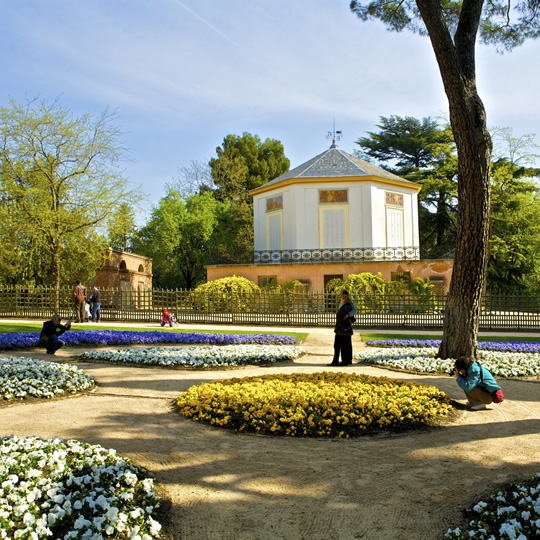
(2, 0, 539, 220)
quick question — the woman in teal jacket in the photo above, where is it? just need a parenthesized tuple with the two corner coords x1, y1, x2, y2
(453, 356, 502, 410)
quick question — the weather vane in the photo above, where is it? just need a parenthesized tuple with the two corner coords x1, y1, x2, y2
(326, 118, 342, 147)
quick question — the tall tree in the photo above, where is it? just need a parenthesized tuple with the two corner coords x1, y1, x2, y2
(355, 115, 458, 254)
(351, 0, 540, 359)
(0, 98, 140, 294)
(133, 191, 221, 289)
(208, 133, 289, 261)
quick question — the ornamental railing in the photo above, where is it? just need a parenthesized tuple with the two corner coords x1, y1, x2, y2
(253, 246, 421, 264)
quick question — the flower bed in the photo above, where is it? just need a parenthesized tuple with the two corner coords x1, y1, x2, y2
(176, 371, 453, 438)
(0, 330, 299, 350)
(445, 473, 540, 539)
(79, 344, 306, 368)
(0, 357, 95, 401)
(0, 435, 163, 539)
(366, 338, 540, 354)
(355, 347, 540, 377)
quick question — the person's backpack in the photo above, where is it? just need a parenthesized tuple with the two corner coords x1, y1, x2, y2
(478, 361, 504, 404)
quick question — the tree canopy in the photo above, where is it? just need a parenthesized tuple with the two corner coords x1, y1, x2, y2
(133, 190, 222, 289)
(0, 97, 140, 291)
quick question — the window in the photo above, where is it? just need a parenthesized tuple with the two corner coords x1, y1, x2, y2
(319, 190, 349, 249)
(385, 191, 404, 248)
(266, 211, 282, 250)
(319, 189, 348, 203)
(119, 261, 127, 271)
(319, 206, 348, 248)
(258, 276, 277, 287)
(138, 264, 144, 272)
(391, 271, 411, 282)
(266, 195, 283, 212)
(324, 274, 343, 288)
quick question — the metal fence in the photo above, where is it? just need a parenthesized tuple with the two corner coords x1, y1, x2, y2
(2, 285, 540, 330)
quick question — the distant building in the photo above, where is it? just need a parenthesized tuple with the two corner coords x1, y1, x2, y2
(93, 248, 152, 292)
(206, 142, 453, 291)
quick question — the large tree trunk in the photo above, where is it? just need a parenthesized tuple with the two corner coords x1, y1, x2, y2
(416, 0, 492, 359)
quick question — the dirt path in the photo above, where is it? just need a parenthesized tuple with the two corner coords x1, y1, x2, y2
(1, 328, 539, 539)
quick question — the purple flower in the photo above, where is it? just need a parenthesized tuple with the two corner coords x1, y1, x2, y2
(0, 330, 298, 350)
(366, 338, 540, 353)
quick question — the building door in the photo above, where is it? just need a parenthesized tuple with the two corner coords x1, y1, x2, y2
(386, 208, 404, 247)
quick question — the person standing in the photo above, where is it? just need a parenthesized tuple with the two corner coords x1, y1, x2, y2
(39, 314, 72, 355)
(72, 280, 87, 323)
(90, 286, 102, 323)
(329, 291, 354, 366)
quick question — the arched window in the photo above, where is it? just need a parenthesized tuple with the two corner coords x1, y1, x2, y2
(119, 261, 127, 271)
(138, 264, 144, 272)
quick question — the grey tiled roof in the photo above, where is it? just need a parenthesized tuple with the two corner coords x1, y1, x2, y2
(258, 144, 411, 189)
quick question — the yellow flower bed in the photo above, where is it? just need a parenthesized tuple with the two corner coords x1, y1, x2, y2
(176, 371, 453, 438)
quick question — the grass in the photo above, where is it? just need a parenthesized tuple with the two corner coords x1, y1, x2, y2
(360, 332, 540, 342)
(0, 321, 308, 342)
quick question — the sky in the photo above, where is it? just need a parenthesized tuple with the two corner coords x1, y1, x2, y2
(2, 0, 540, 221)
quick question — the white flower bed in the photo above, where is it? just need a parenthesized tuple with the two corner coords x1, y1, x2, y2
(355, 347, 540, 377)
(0, 436, 162, 539)
(445, 473, 540, 539)
(0, 357, 95, 401)
(79, 344, 306, 368)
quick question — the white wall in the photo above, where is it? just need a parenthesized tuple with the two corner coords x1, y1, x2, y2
(253, 180, 419, 251)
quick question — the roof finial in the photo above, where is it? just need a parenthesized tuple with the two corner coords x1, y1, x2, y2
(326, 118, 342, 148)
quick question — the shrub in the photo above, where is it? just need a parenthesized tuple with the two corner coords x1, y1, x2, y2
(192, 276, 260, 311)
(176, 371, 453, 438)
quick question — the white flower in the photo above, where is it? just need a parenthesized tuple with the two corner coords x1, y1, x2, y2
(147, 516, 162, 535)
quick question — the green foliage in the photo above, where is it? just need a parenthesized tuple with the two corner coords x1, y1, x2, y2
(0, 97, 140, 289)
(343, 273, 387, 296)
(107, 203, 138, 252)
(209, 133, 290, 200)
(324, 278, 344, 293)
(487, 159, 540, 293)
(193, 276, 260, 312)
(133, 191, 221, 289)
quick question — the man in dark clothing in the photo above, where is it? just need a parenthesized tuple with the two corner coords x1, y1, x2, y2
(90, 286, 102, 323)
(39, 315, 72, 355)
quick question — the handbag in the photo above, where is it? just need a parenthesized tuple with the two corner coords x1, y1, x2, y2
(337, 322, 353, 336)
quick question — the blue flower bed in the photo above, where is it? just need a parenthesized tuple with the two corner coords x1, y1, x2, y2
(366, 339, 540, 353)
(0, 330, 299, 350)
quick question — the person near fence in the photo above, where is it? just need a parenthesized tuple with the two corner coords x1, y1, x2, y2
(329, 291, 354, 366)
(39, 314, 72, 355)
(453, 356, 504, 410)
(340, 288, 357, 320)
(72, 280, 87, 323)
(161, 310, 176, 327)
(90, 286, 101, 323)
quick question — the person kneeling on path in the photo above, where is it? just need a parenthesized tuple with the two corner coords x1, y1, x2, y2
(39, 314, 72, 355)
(453, 356, 504, 410)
